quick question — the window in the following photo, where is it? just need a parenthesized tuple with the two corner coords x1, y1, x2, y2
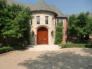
(45, 16, 48, 24)
(36, 16, 40, 24)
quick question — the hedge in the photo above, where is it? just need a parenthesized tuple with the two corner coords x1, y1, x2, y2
(0, 46, 14, 54)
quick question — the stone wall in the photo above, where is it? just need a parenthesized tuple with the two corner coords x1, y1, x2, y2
(30, 11, 56, 45)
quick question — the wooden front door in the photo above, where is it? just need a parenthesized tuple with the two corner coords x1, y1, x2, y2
(37, 27, 48, 44)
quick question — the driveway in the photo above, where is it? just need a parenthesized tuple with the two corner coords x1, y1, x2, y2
(0, 48, 92, 69)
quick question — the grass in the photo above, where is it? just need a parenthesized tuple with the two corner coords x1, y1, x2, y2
(60, 43, 92, 48)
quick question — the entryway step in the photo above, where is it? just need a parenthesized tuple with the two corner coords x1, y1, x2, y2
(27, 45, 61, 51)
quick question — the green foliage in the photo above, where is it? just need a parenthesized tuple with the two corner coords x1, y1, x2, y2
(68, 15, 78, 36)
(0, 46, 14, 54)
(0, 44, 26, 54)
(0, 0, 31, 54)
(0, 0, 32, 45)
(68, 12, 92, 41)
(0, 43, 3, 47)
(60, 43, 92, 48)
(0, 0, 6, 10)
(55, 22, 63, 44)
(11, 45, 25, 50)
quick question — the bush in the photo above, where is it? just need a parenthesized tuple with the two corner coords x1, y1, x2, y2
(0, 46, 14, 54)
(12, 45, 26, 50)
(60, 43, 92, 48)
(0, 42, 27, 54)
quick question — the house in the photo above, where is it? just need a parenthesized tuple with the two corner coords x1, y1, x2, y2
(7, 0, 68, 45)
(28, 0, 68, 45)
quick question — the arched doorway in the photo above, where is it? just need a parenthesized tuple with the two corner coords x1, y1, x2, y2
(37, 27, 48, 44)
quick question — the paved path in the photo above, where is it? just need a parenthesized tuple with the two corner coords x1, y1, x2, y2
(0, 48, 92, 69)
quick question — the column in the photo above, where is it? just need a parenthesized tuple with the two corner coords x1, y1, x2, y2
(62, 18, 67, 44)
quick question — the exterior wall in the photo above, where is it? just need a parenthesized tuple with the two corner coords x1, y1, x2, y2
(30, 11, 56, 45)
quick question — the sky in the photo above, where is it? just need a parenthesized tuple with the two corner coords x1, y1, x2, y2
(14, 0, 92, 15)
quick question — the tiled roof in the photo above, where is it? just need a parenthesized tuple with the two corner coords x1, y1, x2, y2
(25, 0, 65, 17)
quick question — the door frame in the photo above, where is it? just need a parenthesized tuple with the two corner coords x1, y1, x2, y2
(37, 26, 48, 45)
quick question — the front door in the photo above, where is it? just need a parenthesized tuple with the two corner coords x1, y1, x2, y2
(37, 27, 48, 44)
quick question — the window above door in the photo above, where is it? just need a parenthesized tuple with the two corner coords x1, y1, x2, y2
(36, 16, 40, 24)
(45, 16, 49, 24)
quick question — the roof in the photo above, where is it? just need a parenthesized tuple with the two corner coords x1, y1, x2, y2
(7, 0, 66, 17)
(25, 0, 65, 17)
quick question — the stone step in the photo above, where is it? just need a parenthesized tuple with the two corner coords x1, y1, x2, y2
(27, 45, 61, 51)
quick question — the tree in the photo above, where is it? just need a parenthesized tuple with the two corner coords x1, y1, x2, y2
(68, 12, 92, 42)
(0, 0, 32, 45)
(0, 0, 7, 34)
(76, 13, 89, 40)
(68, 15, 78, 37)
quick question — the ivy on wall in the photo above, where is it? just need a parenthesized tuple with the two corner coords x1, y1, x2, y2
(55, 22, 63, 44)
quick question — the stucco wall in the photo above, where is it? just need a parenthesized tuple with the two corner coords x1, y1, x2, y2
(30, 11, 56, 45)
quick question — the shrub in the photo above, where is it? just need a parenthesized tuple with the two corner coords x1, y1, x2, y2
(0, 46, 14, 54)
(12, 45, 26, 50)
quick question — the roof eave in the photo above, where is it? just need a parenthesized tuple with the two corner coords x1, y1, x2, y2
(31, 10, 58, 16)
